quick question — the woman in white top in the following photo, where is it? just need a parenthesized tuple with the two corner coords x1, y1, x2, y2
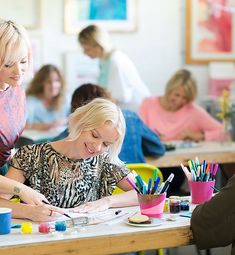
(78, 25, 150, 111)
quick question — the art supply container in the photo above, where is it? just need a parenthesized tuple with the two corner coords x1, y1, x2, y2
(137, 193, 166, 218)
(39, 223, 50, 234)
(188, 180, 215, 204)
(55, 221, 66, 232)
(0, 208, 12, 235)
(180, 199, 190, 211)
(169, 196, 181, 214)
(21, 222, 33, 234)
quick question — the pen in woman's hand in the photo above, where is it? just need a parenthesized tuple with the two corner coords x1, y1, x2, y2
(42, 200, 71, 218)
(42, 200, 50, 205)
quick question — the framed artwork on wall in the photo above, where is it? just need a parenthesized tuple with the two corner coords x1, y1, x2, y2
(64, 0, 137, 34)
(185, 0, 235, 64)
(0, 0, 42, 29)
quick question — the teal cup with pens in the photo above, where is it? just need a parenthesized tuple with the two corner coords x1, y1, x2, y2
(0, 208, 12, 235)
(137, 193, 166, 218)
(188, 180, 215, 204)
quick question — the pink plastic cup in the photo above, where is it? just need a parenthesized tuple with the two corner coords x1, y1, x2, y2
(188, 180, 215, 204)
(137, 193, 166, 218)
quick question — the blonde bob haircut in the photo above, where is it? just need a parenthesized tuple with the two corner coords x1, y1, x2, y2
(78, 25, 113, 54)
(165, 69, 197, 103)
(68, 98, 125, 165)
(0, 19, 32, 72)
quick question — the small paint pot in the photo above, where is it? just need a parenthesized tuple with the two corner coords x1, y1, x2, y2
(169, 196, 181, 214)
(180, 200, 190, 211)
(39, 223, 50, 234)
(55, 221, 66, 232)
(21, 222, 33, 234)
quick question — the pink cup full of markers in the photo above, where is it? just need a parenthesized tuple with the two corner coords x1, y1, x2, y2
(126, 168, 174, 218)
(181, 158, 218, 204)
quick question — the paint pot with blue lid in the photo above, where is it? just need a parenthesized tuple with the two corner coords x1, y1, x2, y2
(55, 221, 66, 232)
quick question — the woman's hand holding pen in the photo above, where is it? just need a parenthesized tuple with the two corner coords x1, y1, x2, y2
(21, 203, 65, 222)
(71, 197, 111, 213)
(16, 184, 49, 206)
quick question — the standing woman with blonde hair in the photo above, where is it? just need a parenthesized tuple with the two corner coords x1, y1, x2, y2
(78, 24, 150, 111)
(0, 19, 50, 206)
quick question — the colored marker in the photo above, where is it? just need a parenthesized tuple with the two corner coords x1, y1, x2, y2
(211, 186, 220, 193)
(115, 210, 122, 215)
(212, 163, 219, 180)
(126, 177, 140, 193)
(151, 176, 160, 194)
(160, 173, 174, 193)
(147, 178, 152, 194)
(154, 168, 159, 182)
(180, 163, 191, 181)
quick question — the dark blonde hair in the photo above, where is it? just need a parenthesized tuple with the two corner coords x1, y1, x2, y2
(78, 25, 113, 53)
(68, 98, 125, 165)
(0, 19, 32, 72)
(26, 64, 67, 110)
(165, 69, 197, 103)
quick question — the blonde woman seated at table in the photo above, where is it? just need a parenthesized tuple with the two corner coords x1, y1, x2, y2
(139, 69, 224, 142)
(26, 64, 70, 131)
(2, 98, 138, 219)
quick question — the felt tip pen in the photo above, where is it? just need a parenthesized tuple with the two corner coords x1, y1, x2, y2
(153, 168, 158, 182)
(211, 186, 220, 193)
(151, 176, 160, 194)
(115, 210, 122, 215)
(42, 200, 71, 219)
(126, 177, 140, 193)
(160, 173, 174, 193)
(147, 178, 152, 194)
(212, 163, 219, 180)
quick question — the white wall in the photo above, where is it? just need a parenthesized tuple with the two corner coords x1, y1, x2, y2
(26, 0, 209, 101)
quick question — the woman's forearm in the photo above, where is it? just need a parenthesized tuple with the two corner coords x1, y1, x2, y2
(107, 190, 138, 208)
(0, 176, 24, 199)
(0, 198, 31, 219)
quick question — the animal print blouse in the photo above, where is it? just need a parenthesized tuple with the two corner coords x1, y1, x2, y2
(10, 143, 130, 208)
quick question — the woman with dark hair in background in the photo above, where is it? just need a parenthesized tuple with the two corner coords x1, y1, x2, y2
(53, 83, 165, 164)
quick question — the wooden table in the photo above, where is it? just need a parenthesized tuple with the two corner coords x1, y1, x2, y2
(146, 141, 235, 168)
(0, 207, 194, 255)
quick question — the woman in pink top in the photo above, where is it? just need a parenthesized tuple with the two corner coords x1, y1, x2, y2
(139, 69, 224, 195)
(139, 69, 223, 142)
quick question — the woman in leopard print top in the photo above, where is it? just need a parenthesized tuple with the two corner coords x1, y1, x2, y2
(2, 98, 138, 222)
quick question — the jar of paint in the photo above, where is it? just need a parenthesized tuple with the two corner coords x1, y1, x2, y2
(39, 222, 50, 234)
(169, 196, 181, 214)
(21, 222, 33, 234)
(55, 221, 66, 232)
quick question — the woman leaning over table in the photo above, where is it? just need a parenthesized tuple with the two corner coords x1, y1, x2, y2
(0, 98, 138, 221)
(139, 69, 224, 142)
(0, 19, 52, 211)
